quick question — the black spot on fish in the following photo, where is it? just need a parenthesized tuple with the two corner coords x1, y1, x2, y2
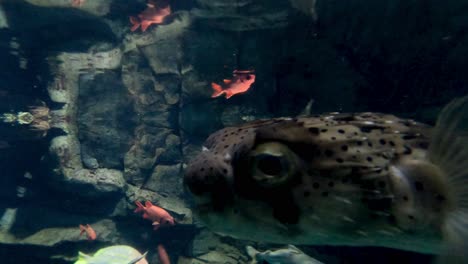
(419, 142, 429, 149)
(360, 125, 385, 133)
(328, 181, 335, 187)
(403, 195, 409, 201)
(403, 146, 412, 155)
(308, 127, 320, 135)
(367, 157, 373, 162)
(313, 182, 320, 189)
(401, 121, 411, 127)
(402, 135, 417, 140)
(338, 129, 345, 134)
(341, 145, 349, 151)
(331, 136, 336, 140)
(321, 129, 328, 132)
(379, 139, 387, 145)
(389, 141, 396, 147)
(336, 158, 344, 163)
(357, 141, 363, 146)
(408, 215, 415, 220)
(368, 142, 373, 147)
(334, 115, 355, 122)
(414, 181, 424, 191)
(325, 150, 334, 157)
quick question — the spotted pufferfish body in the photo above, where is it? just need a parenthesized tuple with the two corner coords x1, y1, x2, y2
(184, 96, 468, 261)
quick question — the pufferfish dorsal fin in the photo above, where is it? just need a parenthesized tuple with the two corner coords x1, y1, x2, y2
(298, 99, 314, 117)
(254, 118, 320, 146)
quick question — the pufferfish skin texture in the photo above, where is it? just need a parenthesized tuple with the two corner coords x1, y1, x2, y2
(184, 96, 468, 262)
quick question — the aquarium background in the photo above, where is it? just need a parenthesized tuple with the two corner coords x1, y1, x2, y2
(0, 0, 467, 263)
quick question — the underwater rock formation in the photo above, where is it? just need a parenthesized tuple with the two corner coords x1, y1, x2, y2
(24, 0, 112, 17)
(289, 0, 317, 20)
(1, 0, 468, 263)
(192, 0, 291, 31)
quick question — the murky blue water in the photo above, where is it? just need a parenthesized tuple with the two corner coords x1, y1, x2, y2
(0, 0, 467, 263)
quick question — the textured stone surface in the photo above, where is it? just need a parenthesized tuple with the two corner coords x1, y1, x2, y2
(188, 230, 249, 264)
(145, 164, 183, 196)
(77, 71, 135, 169)
(193, 0, 291, 31)
(24, 0, 112, 16)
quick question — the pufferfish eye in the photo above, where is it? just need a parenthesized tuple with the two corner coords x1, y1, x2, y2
(250, 142, 299, 187)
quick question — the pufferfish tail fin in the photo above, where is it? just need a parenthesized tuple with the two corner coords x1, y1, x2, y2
(429, 95, 468, 263)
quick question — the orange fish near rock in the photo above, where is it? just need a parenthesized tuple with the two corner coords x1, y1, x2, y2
(157, 244, 171, 264)
(71, 0, 85, 7)
(79, 224, 97, 241)
(130, 1, 171, 32)
(134, 201, 175, 230)
(211, 70, 256, 99)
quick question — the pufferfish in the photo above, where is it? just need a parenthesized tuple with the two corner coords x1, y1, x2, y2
(184, 96, 468, 262)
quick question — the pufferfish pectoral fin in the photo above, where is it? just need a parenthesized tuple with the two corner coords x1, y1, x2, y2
(428, 95, 468, 263)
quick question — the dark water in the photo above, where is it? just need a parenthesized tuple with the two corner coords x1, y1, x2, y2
(0, 0, 467, 263)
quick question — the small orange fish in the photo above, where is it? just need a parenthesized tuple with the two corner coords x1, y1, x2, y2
(134, 201, 175, 230)
(79, 224, 97, 241)
(130, 1, 171, 32)
(211, 70, 256, 99)
(71, 0, 85, 7)
(157, 244, 171, 264)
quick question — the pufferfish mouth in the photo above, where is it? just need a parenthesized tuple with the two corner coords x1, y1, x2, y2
(183, 152, 236, 212)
